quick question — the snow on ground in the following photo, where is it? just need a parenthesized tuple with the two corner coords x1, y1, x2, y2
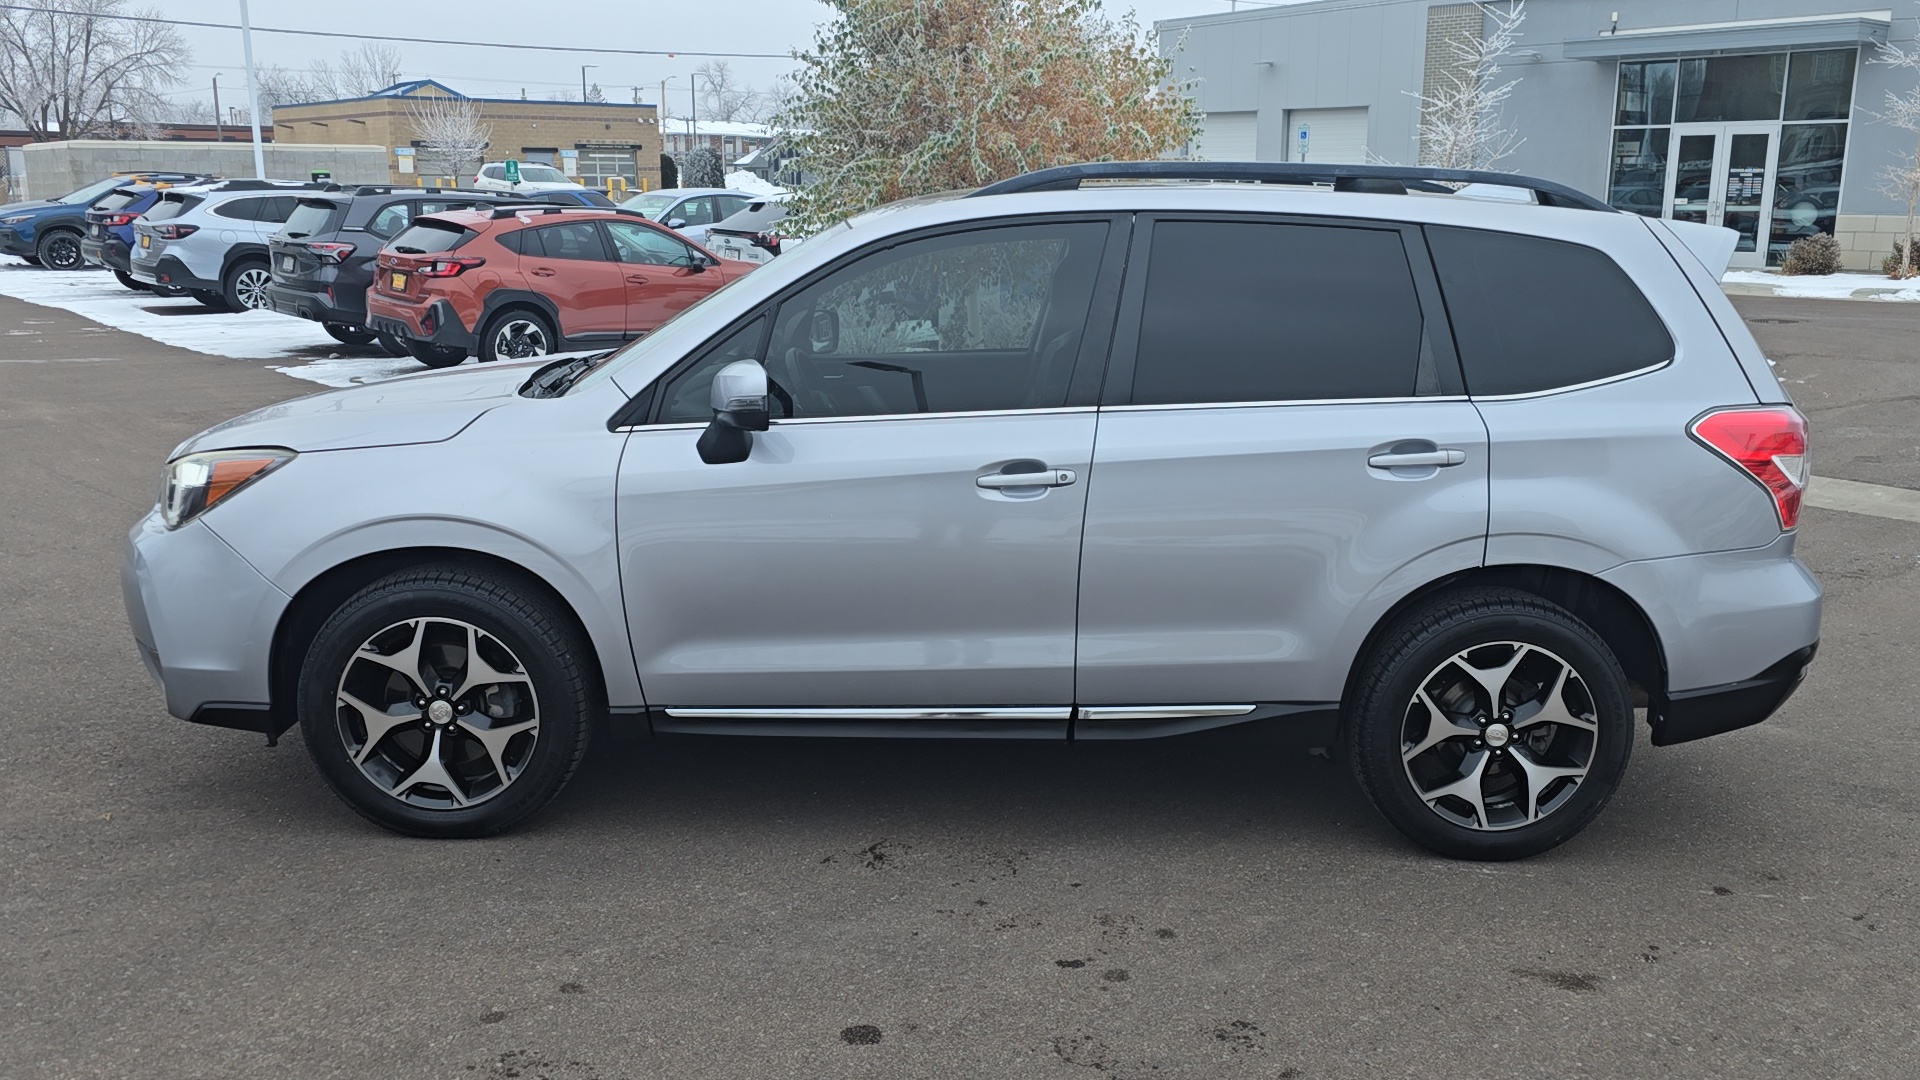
(1721, 269, 1920, 301)
(0, 254, 453, 386)
(724, 171, 788, 198)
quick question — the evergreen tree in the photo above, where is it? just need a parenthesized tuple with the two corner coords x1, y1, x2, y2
(779, 0, 1200, 232)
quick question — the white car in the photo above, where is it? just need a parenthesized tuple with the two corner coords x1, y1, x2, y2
(470, 162, 587, 195)
(618, 188, 756, 246)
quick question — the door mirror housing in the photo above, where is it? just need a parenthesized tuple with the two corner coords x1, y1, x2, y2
(667, 217, 688, 230)
(696, 359, 770, 465)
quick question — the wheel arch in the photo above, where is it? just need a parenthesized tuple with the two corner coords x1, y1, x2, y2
(268, 546, 613, 737)
(480, 289, 561, 331)
(220, 243, 270, 280)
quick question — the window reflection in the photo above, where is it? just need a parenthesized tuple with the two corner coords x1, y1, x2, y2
(1771, 123, 1849, 265)
(1608, 128, 1669, 216)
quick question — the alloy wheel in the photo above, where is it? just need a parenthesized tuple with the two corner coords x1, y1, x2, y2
(493, 318, 550, 359)
(233, 266, 272, 310)
(1399, 641, 1598, 831)
(41, 234, 82, 270)
(334, 617, 541, 809)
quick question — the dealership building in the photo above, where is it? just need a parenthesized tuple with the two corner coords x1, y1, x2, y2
(1159, 2, 1913, 270)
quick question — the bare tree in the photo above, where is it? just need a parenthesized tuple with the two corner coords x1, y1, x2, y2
(1872, 18, 1920, 278)
(407, 93, 491, 181)
(695, 60, 752, 121)
(1409, 1, 1526, 170)
(739, 74, 798, 125)
(0, 0, 189, 140)
(309, 42, 404, 100)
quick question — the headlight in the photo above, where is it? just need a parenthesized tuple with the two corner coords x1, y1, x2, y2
(0, 214, 31, 225)
(161, 448, 296, 528)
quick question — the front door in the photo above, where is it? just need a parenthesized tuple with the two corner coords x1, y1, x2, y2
(521, 221, 627, 339)
(602, 220, 725, 334)
(615, 218, 1120, 717)
(1666, 123, 1778, 269)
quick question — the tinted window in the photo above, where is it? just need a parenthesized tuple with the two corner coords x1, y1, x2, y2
(672, 196, 716, 226)
(605, 220, 695, 265)
(387, 221, 472, 254)
(660, 317, 771, 422)
(744, 221, 1107, 419)
(143, 195, 198, 222)
(526, 222, 607, 260)
(282, 200, 340, 238)
(256, 196, 299, 224)
(93, 189, 142, 213)
(519, 164, 569, 183)
(482, 166, 506, 180)
(1426, 226, 1673, 397)
(212, 197, 268, 220)
(1131, 221, 1427, 405)
(367, 201, 413, 238)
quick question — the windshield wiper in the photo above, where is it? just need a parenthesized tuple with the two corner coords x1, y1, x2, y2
(521, 352, 611, 398)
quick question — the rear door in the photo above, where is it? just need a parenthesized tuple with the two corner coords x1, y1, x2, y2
(1074, 216, 1489, 715)
(602, 220, 728, 333)
(521, 221, 627, 339)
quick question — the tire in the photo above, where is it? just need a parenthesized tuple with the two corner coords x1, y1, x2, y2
(35, 229, 84, 271)
(1346, 588, 1634, 861)
(323, 322, 378, 347)
(297, 567, 596, 838)
(190, 288, 229, 311)
(375, 332, 410, 358)
(21, 255, 41, 266)
(403, 338, 468, 368)
(223, 258, 272, 311)
(479, 308, 555, 363)
(113, 269, 151, 293)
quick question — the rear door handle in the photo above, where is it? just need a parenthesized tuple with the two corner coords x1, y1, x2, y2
(977, 469, 1077, 489)
(1368, 449, 1466, 469)
(530, 267, 556, 277)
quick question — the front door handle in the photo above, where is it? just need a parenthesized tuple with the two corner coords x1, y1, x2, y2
(626, 274, 650, 284)
(1368, 449, 1466, 469)
(977, 469, 1077, 490)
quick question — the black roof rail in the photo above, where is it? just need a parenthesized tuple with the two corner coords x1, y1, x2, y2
(486, 204, 651, 220)
(198, 177, 332, 192)
(967, 161, 1616, 212)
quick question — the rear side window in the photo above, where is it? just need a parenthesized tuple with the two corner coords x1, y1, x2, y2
(1131, 221, 1429, 405)
(211, 197, 268, 220)
(256, 196, 299, 223)
(388, 221, 472, 254)
(1426, 226, 1674, 396)
(283, 200, 340, 238)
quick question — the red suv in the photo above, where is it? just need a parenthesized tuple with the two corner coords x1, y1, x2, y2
(365, 205, 753, 367)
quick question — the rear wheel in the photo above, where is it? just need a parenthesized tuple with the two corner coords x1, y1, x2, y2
(1346, 589, 1634, 861)
(323, 322, 378, 347)
(375, 333, 410, 358)
(35, 230, 84, 270)
(480, 309, 555, 363)
(113, 269, 150, 292)
(223, 258, 272, 311)
(404, 338, 468, 368)
(190, 288, 229, 311)
(297, 568, 595, 838)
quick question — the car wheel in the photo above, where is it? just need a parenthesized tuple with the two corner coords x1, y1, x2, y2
(480, 309, 554, 363)
(224, 258, 272, 311)
(36, 230, 84, 271)
(112, 269, 151, 292)
(323, 322, 379, 347)
(375, 332, 410, 358)
(298, 568, 595, 838)
(190, 288, 230, 311)
(1346, 589, 1634, 861)
(403, 339, 468, 368)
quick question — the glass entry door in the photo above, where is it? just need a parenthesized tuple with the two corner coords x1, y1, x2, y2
(1666, 123, 1779, 268)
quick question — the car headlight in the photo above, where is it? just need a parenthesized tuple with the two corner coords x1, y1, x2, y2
(161, 448, 296, 528)
(0, 214, 31, 225)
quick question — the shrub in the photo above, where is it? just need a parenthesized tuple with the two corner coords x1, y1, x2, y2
(675, 148, 724, 190)
(1884, 237, 1920, 278)
(1781, 233, 1842, 276)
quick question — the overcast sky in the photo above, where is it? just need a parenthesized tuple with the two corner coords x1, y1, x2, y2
(154, 0, 1300, 112)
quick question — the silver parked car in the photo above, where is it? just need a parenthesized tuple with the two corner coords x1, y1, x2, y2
(123, 162, 1820, 859)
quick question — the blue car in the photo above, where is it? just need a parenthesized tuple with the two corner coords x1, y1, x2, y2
(0, 173, 207, 271)
(82, 179, 213, 292)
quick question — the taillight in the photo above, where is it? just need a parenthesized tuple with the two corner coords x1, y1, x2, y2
(150, 223, 198, 240)
(754, 232, 781, 253)
(104, 212, 137, 226)
(307, 241, 355, 263)
(418, 256, 485, 277)
(1690, 406, 1809, 529)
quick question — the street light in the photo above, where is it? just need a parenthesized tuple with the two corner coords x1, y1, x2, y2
(237, 0, 264, 178)
(581, 64, 598, 102)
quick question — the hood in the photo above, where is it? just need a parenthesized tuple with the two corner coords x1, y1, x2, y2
(171, 361, 543, 458)
(0, 199, 56, 217)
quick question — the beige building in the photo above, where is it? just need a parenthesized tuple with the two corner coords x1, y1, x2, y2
(272, 80, 663, 194)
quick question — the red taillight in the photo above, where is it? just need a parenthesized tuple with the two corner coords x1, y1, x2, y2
(1691, 406, 1809, 529)
(104, 212, 137, 226)
(754, 232, 781, 253)
(417, 256, 485, 278)
(150, 223, 198, 240)
(307, 241, 355, 263)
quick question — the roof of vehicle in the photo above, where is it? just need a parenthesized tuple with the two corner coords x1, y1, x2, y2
(624, 187, 748, 201)
(411, 204, 660, 229)
(163, 178, 332, 198)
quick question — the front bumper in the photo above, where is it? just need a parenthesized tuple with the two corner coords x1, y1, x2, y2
(122, 510, 292, 734)
(0, 226, 33, 256)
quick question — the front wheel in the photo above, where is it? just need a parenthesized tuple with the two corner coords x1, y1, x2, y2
(1346, 589, 1634, 861)
(36, 230, 84, 270)
(113, 269, 151, 293)
(297, 568, 595, 838)
(480, 309, 554, 363)
(224, 259, 272, 311)
(323, 322, 378, 347)
(403, 338, 468, 368)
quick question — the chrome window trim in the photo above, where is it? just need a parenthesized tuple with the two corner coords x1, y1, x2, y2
(1466, 359, 1673, 402)
(1102, 396, 1468, 412)
(621, 406, 1096, 432)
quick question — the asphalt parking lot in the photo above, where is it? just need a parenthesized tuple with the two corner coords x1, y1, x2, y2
(2, 291, 1916, 1079)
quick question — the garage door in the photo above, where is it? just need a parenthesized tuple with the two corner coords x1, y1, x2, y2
(1195, 112, 1258, 161)
(1288, 108, 1369, 164)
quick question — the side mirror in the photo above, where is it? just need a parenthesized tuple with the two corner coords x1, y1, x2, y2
(696, 359, 770, 465)
(808, 309, 840, 354)
(667, 217, 688, 230)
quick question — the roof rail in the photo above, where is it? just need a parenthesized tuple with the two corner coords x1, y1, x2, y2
(967, 161, 1616, 212)
(486, 204, 651, 220)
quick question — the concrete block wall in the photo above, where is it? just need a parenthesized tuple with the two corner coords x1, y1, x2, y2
(22, 141, 389, 198)
(1831, 213, 1920, 272)
(1419, 3, 1484, 163)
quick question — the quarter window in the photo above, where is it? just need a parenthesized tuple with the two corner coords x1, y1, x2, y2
(1130, 221, 1429, 405)
(1425, 226, 1673, 397)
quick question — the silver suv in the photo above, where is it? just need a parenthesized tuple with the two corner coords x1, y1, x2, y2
(129, 179, 328, 311)
(122, 163, 1821, 859)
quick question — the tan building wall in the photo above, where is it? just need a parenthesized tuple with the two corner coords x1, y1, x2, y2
(272, 85, 662, 194)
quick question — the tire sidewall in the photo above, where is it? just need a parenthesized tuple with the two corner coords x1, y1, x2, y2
(298, 579, 589, 837)
(37, 230, 83, 270)
(481, 309, 553, 364)
(1352, 601, 1634, 860)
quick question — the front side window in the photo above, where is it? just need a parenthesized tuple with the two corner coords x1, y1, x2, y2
(1426, 226, 1673, 397)
(672, 197, 716, 226)
(605, 221, 695, 265)
(1130, 221, 1429, 405)
(621, 192, 676, 219)
(659, 317, 771, 422)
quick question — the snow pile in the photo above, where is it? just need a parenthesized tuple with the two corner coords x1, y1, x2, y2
(724, 171, 788, 198)
(1722, 269, 1920, 302)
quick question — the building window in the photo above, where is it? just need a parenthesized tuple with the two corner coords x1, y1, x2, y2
(576, 148, 637, 191)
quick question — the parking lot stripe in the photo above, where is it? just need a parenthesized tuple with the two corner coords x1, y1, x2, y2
(1806, 475, 1920, 525)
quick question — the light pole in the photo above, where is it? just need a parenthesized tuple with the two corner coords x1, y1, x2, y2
(238, 0, 264, 178)
(661, 76, 679, 154)
(581, 64, 598, 102)
(211, 74, 222, 142)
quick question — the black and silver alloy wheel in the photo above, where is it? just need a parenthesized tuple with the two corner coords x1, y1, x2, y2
(299, 568, 594, 837)
(1348, 589, 1633, 861)
(490, 317, 550, 360)
(335, 617, 540, 809)
(228, 263, 272, 310)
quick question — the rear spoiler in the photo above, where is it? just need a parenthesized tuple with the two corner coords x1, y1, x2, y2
(1659, 218, 1740, 278)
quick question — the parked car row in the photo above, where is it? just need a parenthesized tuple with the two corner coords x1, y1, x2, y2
(0, 173, 209, 270)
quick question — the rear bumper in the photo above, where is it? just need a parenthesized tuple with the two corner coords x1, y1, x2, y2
(82, 236, 133, 271)
(131, 253, 218, 292)
(1652, 644, 1817, 746)
(366, 295, 476, 350)
(266, 281, 359, 326)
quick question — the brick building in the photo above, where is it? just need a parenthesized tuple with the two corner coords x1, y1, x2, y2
(271, 80, 663, 193)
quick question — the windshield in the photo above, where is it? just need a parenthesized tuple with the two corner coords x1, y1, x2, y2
(620, 192, 677, 220)
(519, 165, 569, 184)
(58, 177, 124, 205)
